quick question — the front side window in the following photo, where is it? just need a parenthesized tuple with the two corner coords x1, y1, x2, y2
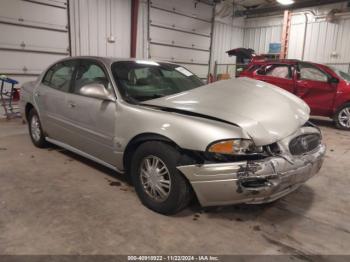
(299, 63, 328, 82)
(111, 61, 203, 102)
(329, 66, 350, 82)
(258, 64, 291, 79)
(73, 61, 111, 95)
(43, 61, 76, 92)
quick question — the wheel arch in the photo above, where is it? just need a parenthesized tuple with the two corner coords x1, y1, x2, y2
(123, 133, 180, 173)
(334, 101, 350, 115)
(25, 103, 35, 121)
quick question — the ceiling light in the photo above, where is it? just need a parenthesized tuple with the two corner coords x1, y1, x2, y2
(277, 0, 294, 5)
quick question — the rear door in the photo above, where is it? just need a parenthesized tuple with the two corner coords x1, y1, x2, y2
(253, 63, 295, 93)
(63, 59, 117, 165)
(35, 60, 77, 143)
(295, 62, 337, 116)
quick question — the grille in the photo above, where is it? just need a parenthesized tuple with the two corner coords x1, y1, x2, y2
(289, 134, 321, 155)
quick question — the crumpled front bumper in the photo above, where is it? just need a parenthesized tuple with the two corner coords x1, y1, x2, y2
(177, 143, 326, 207)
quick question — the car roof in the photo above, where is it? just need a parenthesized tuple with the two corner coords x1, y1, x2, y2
(250, 59, 329, 68)
(58, 56, 179, 66)
(251, 59, 299, 65)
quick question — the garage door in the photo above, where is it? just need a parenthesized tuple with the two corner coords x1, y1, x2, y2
(0, 0, 70, 85)
(148, 0, 213, 80)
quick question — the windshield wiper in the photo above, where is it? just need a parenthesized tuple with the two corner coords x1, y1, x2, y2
(133, 94, 166, 101)
(123, 93, 167, 104)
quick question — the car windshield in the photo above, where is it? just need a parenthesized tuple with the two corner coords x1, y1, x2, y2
(111, 61, 204, 102)
(329, 66, 350, 82)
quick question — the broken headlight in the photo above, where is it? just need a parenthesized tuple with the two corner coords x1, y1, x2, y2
(207, 139, 262, 155)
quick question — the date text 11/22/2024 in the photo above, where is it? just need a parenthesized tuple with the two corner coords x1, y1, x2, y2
(127, 256, 219, 261)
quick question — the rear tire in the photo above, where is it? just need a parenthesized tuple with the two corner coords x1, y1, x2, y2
(334, 103, 350, 130)
(130, 141, 192, 215)
(28, 109, 48, 148)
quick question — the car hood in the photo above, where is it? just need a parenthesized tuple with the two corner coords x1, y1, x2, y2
(143, 77, 310, 145)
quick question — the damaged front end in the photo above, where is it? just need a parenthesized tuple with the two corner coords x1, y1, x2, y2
(177, 126, 326, 207)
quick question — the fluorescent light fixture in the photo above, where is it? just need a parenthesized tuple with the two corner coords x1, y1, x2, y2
(136, 60, 159, 66)
(276, 0, 294, 5)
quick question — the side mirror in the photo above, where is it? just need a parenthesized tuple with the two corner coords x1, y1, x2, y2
(329, 77, 339, 84)
(79, 83, 115, 101)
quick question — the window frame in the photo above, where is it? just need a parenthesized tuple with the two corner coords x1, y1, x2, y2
(70, 58, 117, 100)
(247, 64, 262, 73)
(42, 60, 78, 93)
(297, 62, 331, 83)
(257, 63, 293, 80)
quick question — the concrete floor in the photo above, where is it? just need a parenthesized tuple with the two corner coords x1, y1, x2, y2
(0, 118, 349, 256)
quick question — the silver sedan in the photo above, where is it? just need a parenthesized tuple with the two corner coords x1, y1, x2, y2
(20, 57, 326, 214)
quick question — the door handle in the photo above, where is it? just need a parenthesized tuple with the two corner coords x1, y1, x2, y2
(34, 92, 40, 97)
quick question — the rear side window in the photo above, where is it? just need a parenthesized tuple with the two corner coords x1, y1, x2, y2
(258, 64, 291, 79)
(43, 61, 76, 92)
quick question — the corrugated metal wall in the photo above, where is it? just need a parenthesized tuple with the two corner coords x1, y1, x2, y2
(69, 0, 131, 57)
(241, 3, 350, 72)
(288, 15, 350, 72)
(5, 0, 348, 83)
(211, 21, 244, 64)
(211, 20, 244, 76)
(243, 16, 283, 54)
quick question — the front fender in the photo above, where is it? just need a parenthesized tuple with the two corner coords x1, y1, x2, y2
(115, 102, 249, 153)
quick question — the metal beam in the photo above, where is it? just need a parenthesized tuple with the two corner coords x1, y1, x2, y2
(0, 47, 69, 56)
(0, 19, 68, 33)
(1, 73, 40, 77)
(130, 0, 139, 58)
(207, 3, 216, 82)
(150, 42, 209, 52)
(151, 5, 211, 23)
(150, 24, 210, 38)
(237, 0, 348, 16)
(67, 0, 72, 56)
(22, 0, 67, 9)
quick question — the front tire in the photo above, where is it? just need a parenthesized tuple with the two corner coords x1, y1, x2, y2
(334, 103, 350, 130)
(28, 109, 48, 148)
(130, 141, 192, 215)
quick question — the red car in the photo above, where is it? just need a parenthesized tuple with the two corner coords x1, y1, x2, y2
(240, 59, 350, 130)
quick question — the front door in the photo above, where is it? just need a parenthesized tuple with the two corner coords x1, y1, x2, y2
(63, 59, 118, 165)
(295, 62, 337, 116)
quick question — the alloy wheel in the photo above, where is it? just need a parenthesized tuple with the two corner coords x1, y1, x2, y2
(139, 155, 171, 202)
(30, 115, 41, 142)
(338, 107, 350, 128)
